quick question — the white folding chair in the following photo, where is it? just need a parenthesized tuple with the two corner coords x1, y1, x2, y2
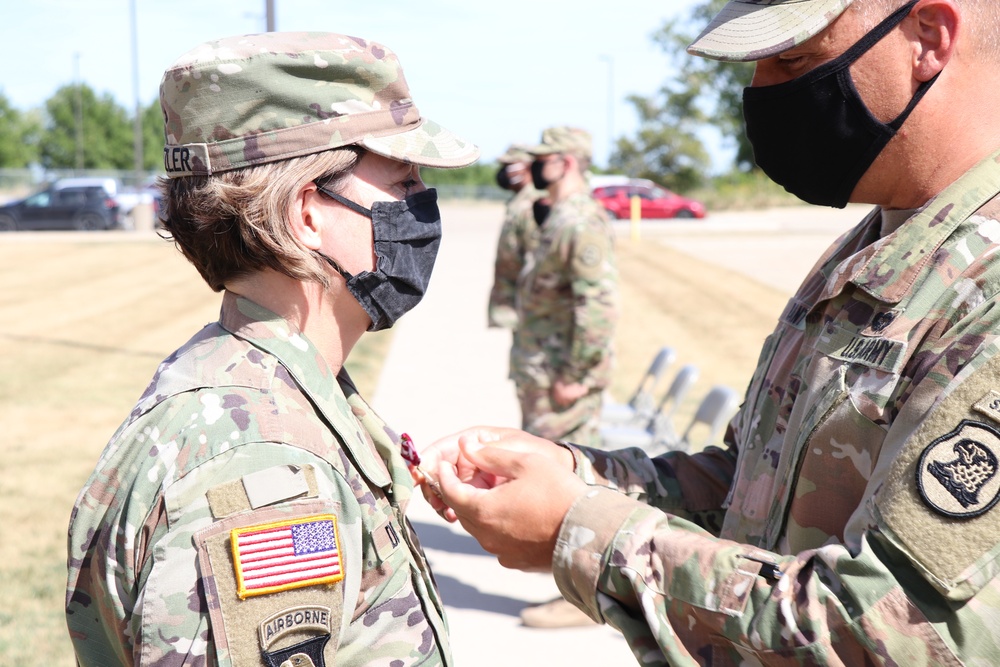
(601, 346, 675, 427)
(647, 364, 700, 447)
(601, 364, 699, 452)
(677, 385, 740, 453)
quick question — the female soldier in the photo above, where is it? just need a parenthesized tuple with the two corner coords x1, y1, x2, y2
(66, 32, 478, 667)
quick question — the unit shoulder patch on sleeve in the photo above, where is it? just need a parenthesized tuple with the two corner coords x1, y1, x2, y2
(195, 500, 346, 667)
(571, 230, 609, 282)
(876, 356, 1000, 601)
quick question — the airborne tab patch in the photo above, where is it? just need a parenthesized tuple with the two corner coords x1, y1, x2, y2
(917, 420, 1000, 518)
(231, 515, 343, 599)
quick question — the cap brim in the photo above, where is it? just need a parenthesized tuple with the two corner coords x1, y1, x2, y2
(360, 117, 480, 169)
(687, 0, 852, 62)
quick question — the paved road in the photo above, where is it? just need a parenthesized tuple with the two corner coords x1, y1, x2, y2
(370, 201, 866, 665)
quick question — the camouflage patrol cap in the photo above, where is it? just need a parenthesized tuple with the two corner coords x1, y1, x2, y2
(528, 127, 592, 160)
(687, 0, 854, 62)
(497, 143, 533, 165)
(159, 32, 480, 178)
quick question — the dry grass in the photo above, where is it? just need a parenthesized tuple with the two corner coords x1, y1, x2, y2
(609, 236, 788, 436)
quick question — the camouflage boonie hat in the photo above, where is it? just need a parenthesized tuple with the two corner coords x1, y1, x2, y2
(497, 143, 533, 165)
(160, 32, 480, 178)
(687, 0, 854, 62)
(528, 127, 592, 160)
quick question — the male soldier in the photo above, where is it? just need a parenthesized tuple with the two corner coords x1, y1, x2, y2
(488, 144, 542, 329)
(65, 32, 478, 667)
(418, 0, 1000, 663)
(511, 126, 618, 453)
(509, 126, 618, 628)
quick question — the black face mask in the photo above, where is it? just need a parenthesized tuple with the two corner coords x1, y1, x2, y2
(316, 187, 442, 332)
(530, 158, 563, 190)
(496, 165, 513, 191)
(742, 0, 939, 208)
(532, 198, 551, 227)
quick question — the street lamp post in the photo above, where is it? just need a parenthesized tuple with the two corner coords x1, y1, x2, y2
(599, 54, 615, 168)
(74, 52, 84, 172)
(130, 0, 144, 187)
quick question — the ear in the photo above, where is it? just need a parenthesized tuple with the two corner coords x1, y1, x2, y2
(288, 181, 326, 251)
(909, 0, 960, 82)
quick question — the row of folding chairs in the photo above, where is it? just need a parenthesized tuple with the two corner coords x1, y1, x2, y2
(600, 346, 739, 455)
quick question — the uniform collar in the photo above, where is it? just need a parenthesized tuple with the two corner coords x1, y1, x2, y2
(808, 149, 1000, 306)
(218, 292, 393, 488)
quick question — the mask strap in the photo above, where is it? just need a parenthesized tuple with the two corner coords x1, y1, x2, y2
(837, 0, 918, 65)
(316, 251, 354, 281)
(316, 184, 373, 218)
(888, 72, 941, 131)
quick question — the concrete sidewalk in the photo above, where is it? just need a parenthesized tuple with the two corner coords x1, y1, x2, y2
(371, 201, 634, 666)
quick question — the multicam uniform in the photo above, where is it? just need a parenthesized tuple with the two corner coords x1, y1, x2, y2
(511, 191, 618, 448)
(66, 294, 451, 667)
(552, 152, 1000, 664)
(487, 183, 541, 329)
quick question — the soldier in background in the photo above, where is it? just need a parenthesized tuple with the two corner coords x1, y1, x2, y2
(488, 144, 542, 329)
(65, 32, 478, 667)
(512, 126, 618, 451)
(418, 0, 1000, 663)
(511, 126, 618, 628)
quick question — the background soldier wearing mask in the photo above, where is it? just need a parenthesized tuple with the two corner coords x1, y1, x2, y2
(511, 126, 618, 453)
(417, 0, 1000, 663)
(488, 144, 542, 329)
(66, 32, 478, 667)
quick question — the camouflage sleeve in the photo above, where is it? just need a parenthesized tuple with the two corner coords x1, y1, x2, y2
(487, 205, 532, 329)
(553, 491, 923, 666)
(564, 441, 735, 531)
(552, 322, 1000, 664)
(90, 442, 370, 667)
(558, 222, 618, 387)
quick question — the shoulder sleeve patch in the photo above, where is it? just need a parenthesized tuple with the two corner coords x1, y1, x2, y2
(196, 501, 345, 666)
(876, 356, 1000, 601)
(571, 231, 611, 282)
(232, 514, 344, 598)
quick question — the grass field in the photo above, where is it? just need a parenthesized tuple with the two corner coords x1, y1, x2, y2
(0, 223, 788, 664)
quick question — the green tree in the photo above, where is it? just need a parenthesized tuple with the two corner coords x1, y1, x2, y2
(39, 84, 134, 169)
(610, 0, 755, 190)
(142, 99, 165, 171)
(0, 92, 40, 167)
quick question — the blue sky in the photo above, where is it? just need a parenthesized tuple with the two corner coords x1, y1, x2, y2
(1, 0, 710, 168)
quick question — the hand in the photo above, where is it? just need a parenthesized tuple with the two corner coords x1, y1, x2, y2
(552, 380, 589, 407)
(415, 427, 574, 522)
(436, 437, 586, 571)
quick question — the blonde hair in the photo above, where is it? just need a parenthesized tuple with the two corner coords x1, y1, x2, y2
(160, 147, 363, 291)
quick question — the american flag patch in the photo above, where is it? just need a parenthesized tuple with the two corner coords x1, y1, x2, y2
(230, 515, 344, 599)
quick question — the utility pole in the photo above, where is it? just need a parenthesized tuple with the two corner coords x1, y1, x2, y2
(266, 0, 275, 31)
(74, 52, 84, 172)
(599, 54, 615, 168)
(130, 0, 144, 187)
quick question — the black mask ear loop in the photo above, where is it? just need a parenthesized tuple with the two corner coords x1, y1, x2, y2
(316, 184, 373, 218)
(313, 183, 375, 281)
(830, 0, 939, 131)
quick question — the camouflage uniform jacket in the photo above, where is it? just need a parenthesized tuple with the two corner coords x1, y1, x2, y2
(488, 184, 542, 329)
(552, 151, 1000, 665)
(511, 191, 618, 390)
(66, 293, 452, 667)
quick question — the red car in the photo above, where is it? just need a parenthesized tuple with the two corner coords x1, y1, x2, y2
(592, 179, 706, 220)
